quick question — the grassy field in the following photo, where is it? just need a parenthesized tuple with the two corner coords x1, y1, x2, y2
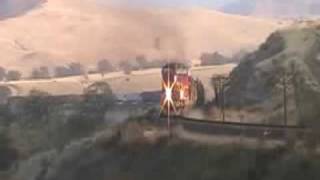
(1, 64, 236, 100)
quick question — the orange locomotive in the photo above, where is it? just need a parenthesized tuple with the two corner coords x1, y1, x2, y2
(160, 63, 204, 116)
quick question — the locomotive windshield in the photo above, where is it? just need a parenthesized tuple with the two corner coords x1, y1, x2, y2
(162, 63, 189, 75)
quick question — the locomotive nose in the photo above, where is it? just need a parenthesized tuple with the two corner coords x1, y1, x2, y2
(165, 85, 173, 103)
(179, 89, 185, 100)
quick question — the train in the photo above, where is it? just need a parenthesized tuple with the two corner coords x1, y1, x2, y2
(160, 63, 204, 116)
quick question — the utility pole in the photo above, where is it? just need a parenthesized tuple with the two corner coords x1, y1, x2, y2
(282, 73, 288, 126)
(212, 76, 228, 122)
(221, 79, 226, 122)
(290, 62, 302, 126)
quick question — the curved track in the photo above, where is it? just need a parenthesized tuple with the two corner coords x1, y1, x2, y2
(159, 116, 309, 141)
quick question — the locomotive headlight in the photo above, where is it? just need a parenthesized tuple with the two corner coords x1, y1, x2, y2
(163, 81, 174, 106)
(165, 86, 173, 103)
(161, 77, 177, 115)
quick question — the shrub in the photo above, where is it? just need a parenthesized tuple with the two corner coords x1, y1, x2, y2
(24, 89, 51, 120)
(83, 81, 115, 113)
(6, 70, 22, 81)
(0, 67, 6, 81)
(97, 59, 114, 76)
(68, 62, 85, 76)
(0, 130, 18, 171)
(0, 86, 11, 104)
(31, 66, 50, 79)
(200, 52, 232, 66)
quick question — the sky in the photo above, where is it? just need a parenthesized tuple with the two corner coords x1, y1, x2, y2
(0, 0, 43, 16)
(2, 0, 320, 18)
(98, 0, 237, 8)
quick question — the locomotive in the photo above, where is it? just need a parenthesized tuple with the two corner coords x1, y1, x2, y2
(160, 63, 204, 116)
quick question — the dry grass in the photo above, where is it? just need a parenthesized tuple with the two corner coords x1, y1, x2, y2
(1, 64, 236, 97)
(0, 0, 285, 73)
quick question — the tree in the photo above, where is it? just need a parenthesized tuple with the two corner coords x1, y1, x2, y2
(68, 62, 84, 76)
(136, 55, 148, 69)
(31, 66, 50, 79)
(211, 76, 229, 121)
(85, 82, 113, 96)
(39, 66, 50, 78)
(84, 81, 115, 113)
(54, 66, 70, 78)
(54, 63, 85, 77)
(195, 79, 205, 106)
(232, 50, 249, 62)
(0, 86, 12, 104)
(65, 113, 98, 140)
(31, 68, 40, 79)
(200, 52, 231, 66)
(271, 60, 297, 127)
(6, 70, 21, 81)
(279, 71, 291, 126)
(97, 59, 114, 76)
(0, 130, 18, 171)
(0, 67, 6, 81)
(119, 61, 133, 75)
(62, 82, 115, 142)
(147, 59, 166, 69)
(25, 89, 51, 120)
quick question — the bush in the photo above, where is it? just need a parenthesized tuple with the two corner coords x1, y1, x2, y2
(31, 66, 50, 79)
(54, 66, 70, 77)
(147, 59, 166, 68)
(65, 113, 101, 140)
(54, 62, 85, 77)
(0, 67, 6, 81)
(83, 81, 115, 113)
(136, 55, 148, 69)
(0, 86, 12, 104)
(6, 70, 21, 81)
(0, 105, 11, 126)
(195, 79, 205, 106)
(0, 130, 18, 171)
(97, 59, 114, 76)
(68, 62, 85, 76)
(64, 82, 115, 141)
(200, 52, 232, 66)
(119, 61, 134, 75)
(24, 89, 51, 120)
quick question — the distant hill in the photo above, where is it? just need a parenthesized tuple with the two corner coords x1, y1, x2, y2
(221, 0, 320, 17)
(222, 0, 255, 16)
(226, 24, 320, 125)
(0, 0, 283, 74)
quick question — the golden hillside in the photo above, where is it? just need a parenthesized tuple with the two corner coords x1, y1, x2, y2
(0, 0, 285, 74)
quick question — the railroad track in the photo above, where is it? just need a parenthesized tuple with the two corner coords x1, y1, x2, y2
(158, 116, 309, 141)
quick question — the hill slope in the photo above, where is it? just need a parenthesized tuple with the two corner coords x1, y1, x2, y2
(0, 0, 283, 74)
(226, 24, 320, 125)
